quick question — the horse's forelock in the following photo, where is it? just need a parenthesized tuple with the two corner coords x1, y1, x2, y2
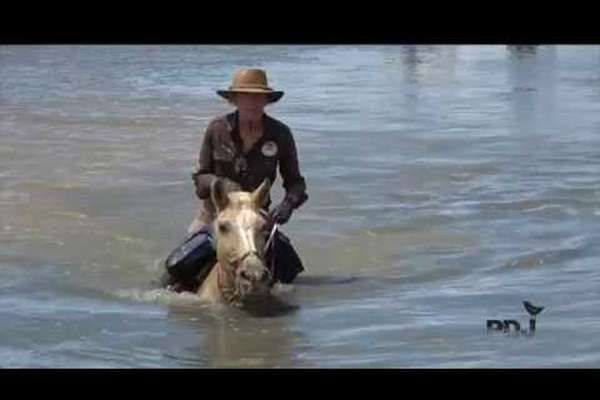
(217, 193, 265, 223)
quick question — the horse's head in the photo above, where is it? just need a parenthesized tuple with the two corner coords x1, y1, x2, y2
(211, 177, 272, 302)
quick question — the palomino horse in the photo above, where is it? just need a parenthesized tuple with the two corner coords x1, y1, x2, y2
(197, 178, 274, 306)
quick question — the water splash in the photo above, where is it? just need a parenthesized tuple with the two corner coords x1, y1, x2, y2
(113, 288, 204, 306)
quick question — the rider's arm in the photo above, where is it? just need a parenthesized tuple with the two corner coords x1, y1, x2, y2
(278, 127, 308, 209)
(192, 128, 216, 200)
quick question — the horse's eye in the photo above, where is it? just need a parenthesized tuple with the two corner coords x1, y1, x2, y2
(218, 222, 231, 234)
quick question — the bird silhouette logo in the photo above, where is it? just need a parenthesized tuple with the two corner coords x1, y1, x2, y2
(486, 301, 546, 335)
(523, 301, 545, 318)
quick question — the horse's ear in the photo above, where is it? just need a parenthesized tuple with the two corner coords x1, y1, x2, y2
(211, 178, 230, 212)
(252, 178, 271, 209)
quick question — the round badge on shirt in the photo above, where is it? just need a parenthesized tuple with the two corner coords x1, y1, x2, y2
(261, 141, 278, 157)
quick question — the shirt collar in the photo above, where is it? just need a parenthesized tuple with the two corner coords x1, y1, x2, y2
(226, 111, 271, 133)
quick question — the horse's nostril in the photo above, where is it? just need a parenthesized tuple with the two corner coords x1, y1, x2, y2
(240, 270, 251, 281)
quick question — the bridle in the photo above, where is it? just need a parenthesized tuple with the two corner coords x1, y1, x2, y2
(215, 215, 279, 303)
(230, 219, 278, 268)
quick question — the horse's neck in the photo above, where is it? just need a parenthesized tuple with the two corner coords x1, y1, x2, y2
(197, 262, 221, 302)
(197, 262, 235, 304)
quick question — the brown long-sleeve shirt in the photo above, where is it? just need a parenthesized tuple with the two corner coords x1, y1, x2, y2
(192, 111, 308, 223)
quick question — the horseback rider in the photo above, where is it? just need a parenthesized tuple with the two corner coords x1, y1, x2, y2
(161, 68, 308, 292)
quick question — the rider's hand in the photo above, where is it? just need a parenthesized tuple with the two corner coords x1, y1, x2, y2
(268, 200, 294, 225)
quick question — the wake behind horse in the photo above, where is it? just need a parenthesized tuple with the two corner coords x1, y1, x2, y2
(197, 178, 274, 306)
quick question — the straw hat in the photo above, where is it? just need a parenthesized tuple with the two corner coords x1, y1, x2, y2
(217, 68, 284, 103)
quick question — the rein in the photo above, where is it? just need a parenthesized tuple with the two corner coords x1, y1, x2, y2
(265, 223, 279, 252)
(265, 222, 279, 276)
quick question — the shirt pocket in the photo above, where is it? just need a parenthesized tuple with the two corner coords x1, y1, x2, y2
(212, 146, 236, 175)
(262, 156, 278, 175)
(213, 144, 235, 162)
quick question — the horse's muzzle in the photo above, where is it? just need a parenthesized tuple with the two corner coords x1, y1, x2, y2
(236, 255, 271, 296)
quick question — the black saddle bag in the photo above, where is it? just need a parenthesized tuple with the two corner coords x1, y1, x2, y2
(164, 227, 216, 281)
(269, 231, 305, 284)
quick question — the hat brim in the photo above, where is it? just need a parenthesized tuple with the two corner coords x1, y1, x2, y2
(217, 89, 284, 103)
